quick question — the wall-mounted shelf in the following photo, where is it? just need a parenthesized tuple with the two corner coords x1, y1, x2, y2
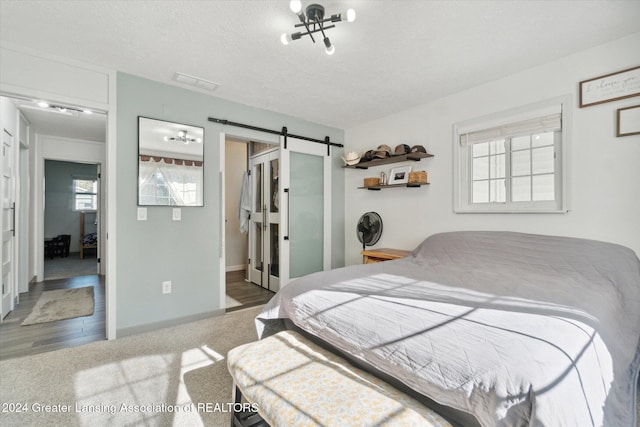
(358, 183, 430, 191)
(344, 152, 433, 169)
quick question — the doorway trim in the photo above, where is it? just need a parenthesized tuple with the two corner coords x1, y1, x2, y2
(37, 138, 105, 280)
(218, 130, 280, 308)
(0, 46, 117, 339)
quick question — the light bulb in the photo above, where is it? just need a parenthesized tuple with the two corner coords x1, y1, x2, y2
(37, 101, 49, 108)
(289, 0, 302, 13)
(164, 136, 170, 142)
(281, 33, 291, 45)
(83, 109, 92, 114)
(325, 45, 335, 55)
(346, 8, 356, 22)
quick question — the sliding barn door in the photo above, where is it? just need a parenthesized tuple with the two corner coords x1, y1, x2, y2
(279, 136, 331, 290)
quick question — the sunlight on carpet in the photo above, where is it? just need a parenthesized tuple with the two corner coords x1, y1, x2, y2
(73, 345, 228, 425)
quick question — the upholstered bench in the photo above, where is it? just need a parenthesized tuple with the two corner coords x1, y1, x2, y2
(227, 330, 452, 427)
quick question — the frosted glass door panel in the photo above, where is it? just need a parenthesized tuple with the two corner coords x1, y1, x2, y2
(289, 152, 323, 278)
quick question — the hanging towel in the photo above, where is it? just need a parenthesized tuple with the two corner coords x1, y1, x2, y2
(238, 171, 252, 233)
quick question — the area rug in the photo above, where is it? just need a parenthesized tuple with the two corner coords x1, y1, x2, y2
(21, 286, 94, 326)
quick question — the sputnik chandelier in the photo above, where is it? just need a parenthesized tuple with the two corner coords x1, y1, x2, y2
(280, 0, 356, 55)
(164, 130, 202, 144)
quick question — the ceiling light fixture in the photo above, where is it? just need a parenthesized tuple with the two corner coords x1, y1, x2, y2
(34, 100, 92, 114)
(281, 1, 356, 55)
(164, 130, 202, 145)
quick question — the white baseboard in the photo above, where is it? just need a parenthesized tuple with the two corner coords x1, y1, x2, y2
(226, 264, 247, 272)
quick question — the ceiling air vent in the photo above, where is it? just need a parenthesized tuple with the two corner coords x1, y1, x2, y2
(172, 72, 219, 92)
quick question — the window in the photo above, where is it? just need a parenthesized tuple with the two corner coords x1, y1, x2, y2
(73, 178, 98, 211)
(454, 96, 569, 213)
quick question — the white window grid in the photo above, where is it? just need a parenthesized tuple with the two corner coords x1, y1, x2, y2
(73, 178, 98, 211)
(470, 131, 559, 205)
(453, 95, 570, 213)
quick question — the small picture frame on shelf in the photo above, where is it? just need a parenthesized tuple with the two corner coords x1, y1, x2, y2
(389, 166, 412, 185)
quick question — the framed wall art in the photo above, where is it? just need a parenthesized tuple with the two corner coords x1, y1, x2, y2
(389, 166, 412, 185)
(579, 66, 640, 108)
(616, 105, 640, 137)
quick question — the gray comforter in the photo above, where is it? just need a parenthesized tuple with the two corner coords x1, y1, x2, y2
(256, 231, 640, 426)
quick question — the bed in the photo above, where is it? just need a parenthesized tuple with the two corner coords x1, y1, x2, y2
(256, 231, 640, 427)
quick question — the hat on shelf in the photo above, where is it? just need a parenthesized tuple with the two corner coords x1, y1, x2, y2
(361, 150, 375, 162)
(342, 151, 361, 166)
(410, 145, 427, 154)
(392, 144, 411, 156)
(373, 144, 392, 158)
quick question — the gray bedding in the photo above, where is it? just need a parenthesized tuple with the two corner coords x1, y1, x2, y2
(256, 231, 640, 426)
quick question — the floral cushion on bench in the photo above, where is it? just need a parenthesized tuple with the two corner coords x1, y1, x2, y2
(227, 330, 452, 427)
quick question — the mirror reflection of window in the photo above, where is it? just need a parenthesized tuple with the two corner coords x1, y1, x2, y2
(138, 117, 204, 206)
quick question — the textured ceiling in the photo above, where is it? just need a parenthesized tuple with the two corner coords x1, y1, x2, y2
(1, 0, 640, 132)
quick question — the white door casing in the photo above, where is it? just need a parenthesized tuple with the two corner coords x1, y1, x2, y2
(1, 128, 15, 320)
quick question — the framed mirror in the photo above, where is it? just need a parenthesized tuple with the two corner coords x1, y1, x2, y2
(138, 117, 204, 206)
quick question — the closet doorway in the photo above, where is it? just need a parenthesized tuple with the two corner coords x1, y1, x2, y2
(224, 137, 274, 311)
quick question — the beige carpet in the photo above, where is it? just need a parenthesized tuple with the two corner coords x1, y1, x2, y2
(21, 286, 95, 326)
(2, 304, 638, 426)
(1, 305, 263, 427)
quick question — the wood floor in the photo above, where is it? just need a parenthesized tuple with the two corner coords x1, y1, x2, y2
(225, 270, 275, 313)
(0, 274, 105, 361)
(0, 269, 273, 361)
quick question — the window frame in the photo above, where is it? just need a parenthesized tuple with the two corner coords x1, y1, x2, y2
(72, 177, 98, 211)
(453, 95, 571, 214)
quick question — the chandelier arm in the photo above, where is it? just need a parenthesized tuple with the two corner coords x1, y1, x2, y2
(316, 18, 327, 39)
(301, 21, 315, 43)
(295, 25, 335, 39)
(294, 17, 337, 28)
(294, 24, 336, 33)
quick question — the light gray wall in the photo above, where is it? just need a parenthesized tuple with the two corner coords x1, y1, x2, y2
(225, 140, 248, 271)
(44, 160, 97, 253)
(344, 33, 640, 265)
(116, 72, 344, 331)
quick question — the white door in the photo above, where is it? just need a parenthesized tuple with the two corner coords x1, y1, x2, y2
(248, 150, 280, 290)
(1, 128, 15, 319)
(279, 136, 331, 289)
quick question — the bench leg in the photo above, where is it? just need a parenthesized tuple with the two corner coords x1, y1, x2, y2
(231, 384, 242, 427)
(230, 383, 267, 427)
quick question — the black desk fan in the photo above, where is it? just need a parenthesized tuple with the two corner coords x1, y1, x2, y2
(357, 212, 383, 251)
